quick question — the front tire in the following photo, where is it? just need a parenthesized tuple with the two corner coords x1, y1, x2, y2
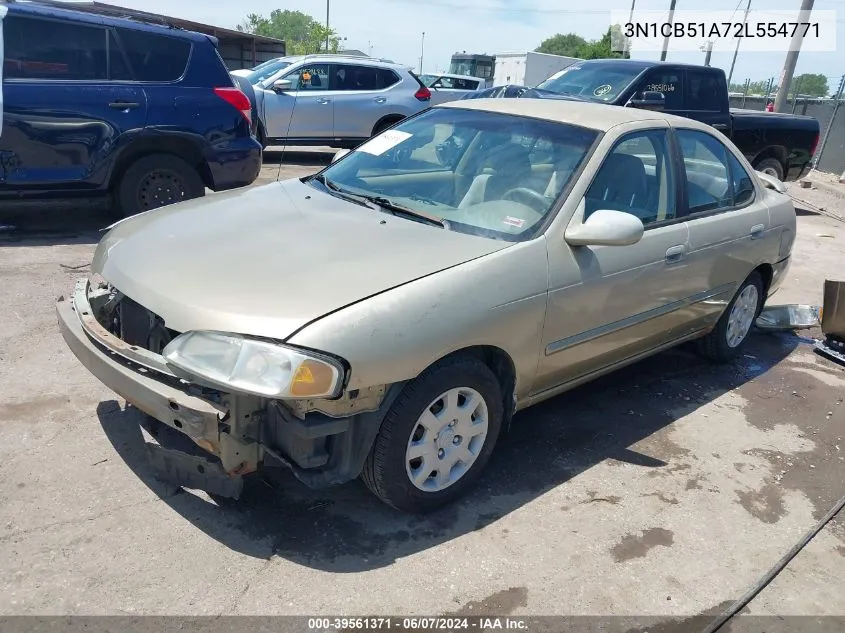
(697, 271, 764, 362)
(361, 356, 504, 513)
(116, 153, 205, 218)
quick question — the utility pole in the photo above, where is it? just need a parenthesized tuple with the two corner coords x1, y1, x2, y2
(325, 0, 330, 52)
(419, 31, 425, 73)
(815, 74, 845, 169)
(660, 0, 677, 61)
(622, 0, 636, 58)
(702, 40, 714, 66)
(773, 0, 814, 113)
(727, 0, 751, 84)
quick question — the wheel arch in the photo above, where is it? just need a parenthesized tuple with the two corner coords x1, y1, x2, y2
(372, 114, 405, 137)
(108, 136, 212, 192)
(751, 146, 788, 173)
(427, 345, 518, 427)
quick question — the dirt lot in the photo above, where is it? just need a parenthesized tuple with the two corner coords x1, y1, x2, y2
(1, 153, 844, 622)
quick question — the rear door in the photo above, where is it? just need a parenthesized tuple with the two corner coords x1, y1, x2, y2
(0, 14, 147, 192)
(674, 127, 772, 333)
(330, 64, 402, 139)
(685, 69, 731, 134)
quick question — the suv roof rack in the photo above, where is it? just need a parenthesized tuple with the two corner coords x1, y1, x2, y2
(301, 53, 396, 64)
(7, 0, 182, 30)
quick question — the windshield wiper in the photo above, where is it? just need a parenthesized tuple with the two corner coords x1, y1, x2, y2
(311, 175, 448, 229)
(310, 174, 376, 209)
(356, 194, 449, 229)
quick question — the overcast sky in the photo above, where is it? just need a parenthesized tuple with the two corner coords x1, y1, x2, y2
(112, 0, 845, 90)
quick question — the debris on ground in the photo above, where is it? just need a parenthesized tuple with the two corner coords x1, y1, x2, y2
(755, 305, 820, 330)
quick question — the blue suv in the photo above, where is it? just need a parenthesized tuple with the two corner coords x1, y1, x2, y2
(0, 1, 262, 216)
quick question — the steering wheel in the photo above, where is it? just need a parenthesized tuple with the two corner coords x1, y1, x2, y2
(503, 187, 548, 213)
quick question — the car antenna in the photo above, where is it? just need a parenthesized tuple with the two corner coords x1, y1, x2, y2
(276, 66, 302, 183)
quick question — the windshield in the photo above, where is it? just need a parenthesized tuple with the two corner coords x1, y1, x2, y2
(536, 64, 644, 101)
(313, 108, 598, 242)
(245, 59, 293, 85)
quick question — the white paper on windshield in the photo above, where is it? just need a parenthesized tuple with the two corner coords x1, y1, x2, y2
(357, 130, 412, 156)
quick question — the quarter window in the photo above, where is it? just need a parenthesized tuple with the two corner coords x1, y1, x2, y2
(585, 130, 676, 227)
(676, 129, 752, 213)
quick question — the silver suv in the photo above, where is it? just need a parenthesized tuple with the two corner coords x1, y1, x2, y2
(232, 55, 432, 148)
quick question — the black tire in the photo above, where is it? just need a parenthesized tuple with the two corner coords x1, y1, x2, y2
(256, 123, 268, 150)
(116, 153, 205, 218)
(753, 157, 784, 181)
(697, 271, 764, 362)
(361, 355, 504, 513)
(372, 116, 403, 136)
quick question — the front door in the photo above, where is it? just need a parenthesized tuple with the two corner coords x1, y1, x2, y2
(632, 67, 687, 119)
(262, 63, 333, 141)
(535, 127, 693, 395)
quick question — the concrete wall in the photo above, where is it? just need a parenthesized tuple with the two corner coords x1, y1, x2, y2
(729, 95, 845, 175)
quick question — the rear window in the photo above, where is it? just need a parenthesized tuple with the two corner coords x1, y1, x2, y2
(116, 28, 191, 82)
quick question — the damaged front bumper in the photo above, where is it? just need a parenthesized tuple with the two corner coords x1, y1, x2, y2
(57, 279, 399, 498)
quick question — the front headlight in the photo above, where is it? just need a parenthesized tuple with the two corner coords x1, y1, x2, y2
(162, 331, 344, 399)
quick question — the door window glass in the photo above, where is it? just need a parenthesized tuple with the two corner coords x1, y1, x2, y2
(585, 129, 676, 227)
(728, 150, 755, 206)
(4, 16, 108, 80)
(677, 129, 737, 213)
(284, 64, 330, 90)
(637, 70, 683, 109)
(116, 29, 191, 82)
(687, 71, 724, 111)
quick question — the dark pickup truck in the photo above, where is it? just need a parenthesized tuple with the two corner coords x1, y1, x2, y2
(466, 60, 820, 181)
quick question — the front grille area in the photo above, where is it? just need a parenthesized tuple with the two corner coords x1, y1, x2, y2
(110, 295, 180, 356)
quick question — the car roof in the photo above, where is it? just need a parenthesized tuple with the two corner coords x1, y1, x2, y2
(279, 54, 412, 71)
(439, 98, 716, 133)
(574, 59, 725, 73)
(7, 1, 208, 42)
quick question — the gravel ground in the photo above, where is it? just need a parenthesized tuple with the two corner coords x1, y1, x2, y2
(0, 156, 843, 623)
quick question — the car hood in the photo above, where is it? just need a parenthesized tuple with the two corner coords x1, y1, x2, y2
(93, 179, 511, 340)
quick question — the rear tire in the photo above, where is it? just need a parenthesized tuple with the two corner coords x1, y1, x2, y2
(361, 356, 503, 513)
(754, 157, 784, 181)
(116, 153, 205, 218)
(697, 271, 764, 362)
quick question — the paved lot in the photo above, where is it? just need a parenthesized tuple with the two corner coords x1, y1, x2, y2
(0, 155, 844, 621)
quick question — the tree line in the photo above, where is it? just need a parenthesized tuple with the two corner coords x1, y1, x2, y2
(237, 9, 341, 55)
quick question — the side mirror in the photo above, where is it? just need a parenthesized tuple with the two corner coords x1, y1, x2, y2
(272, 79, 293, 92)
(565, 209, 644, 247)
(628, 91, 665, 111)
(331, 148, 351, 163)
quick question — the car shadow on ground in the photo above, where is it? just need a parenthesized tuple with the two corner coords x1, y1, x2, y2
(262, 148, 335, 167)
(0, 206, 109, 248)
(96, 329, 803, 572)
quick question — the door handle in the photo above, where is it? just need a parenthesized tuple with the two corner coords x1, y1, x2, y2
(316, 97, 331, 105)
(108, 101, 140, 109)
(712, 123, 729, 130)
(665, 245, 686, 263)
(374, 97, 387, 103)
(750, 224, 765, 239)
